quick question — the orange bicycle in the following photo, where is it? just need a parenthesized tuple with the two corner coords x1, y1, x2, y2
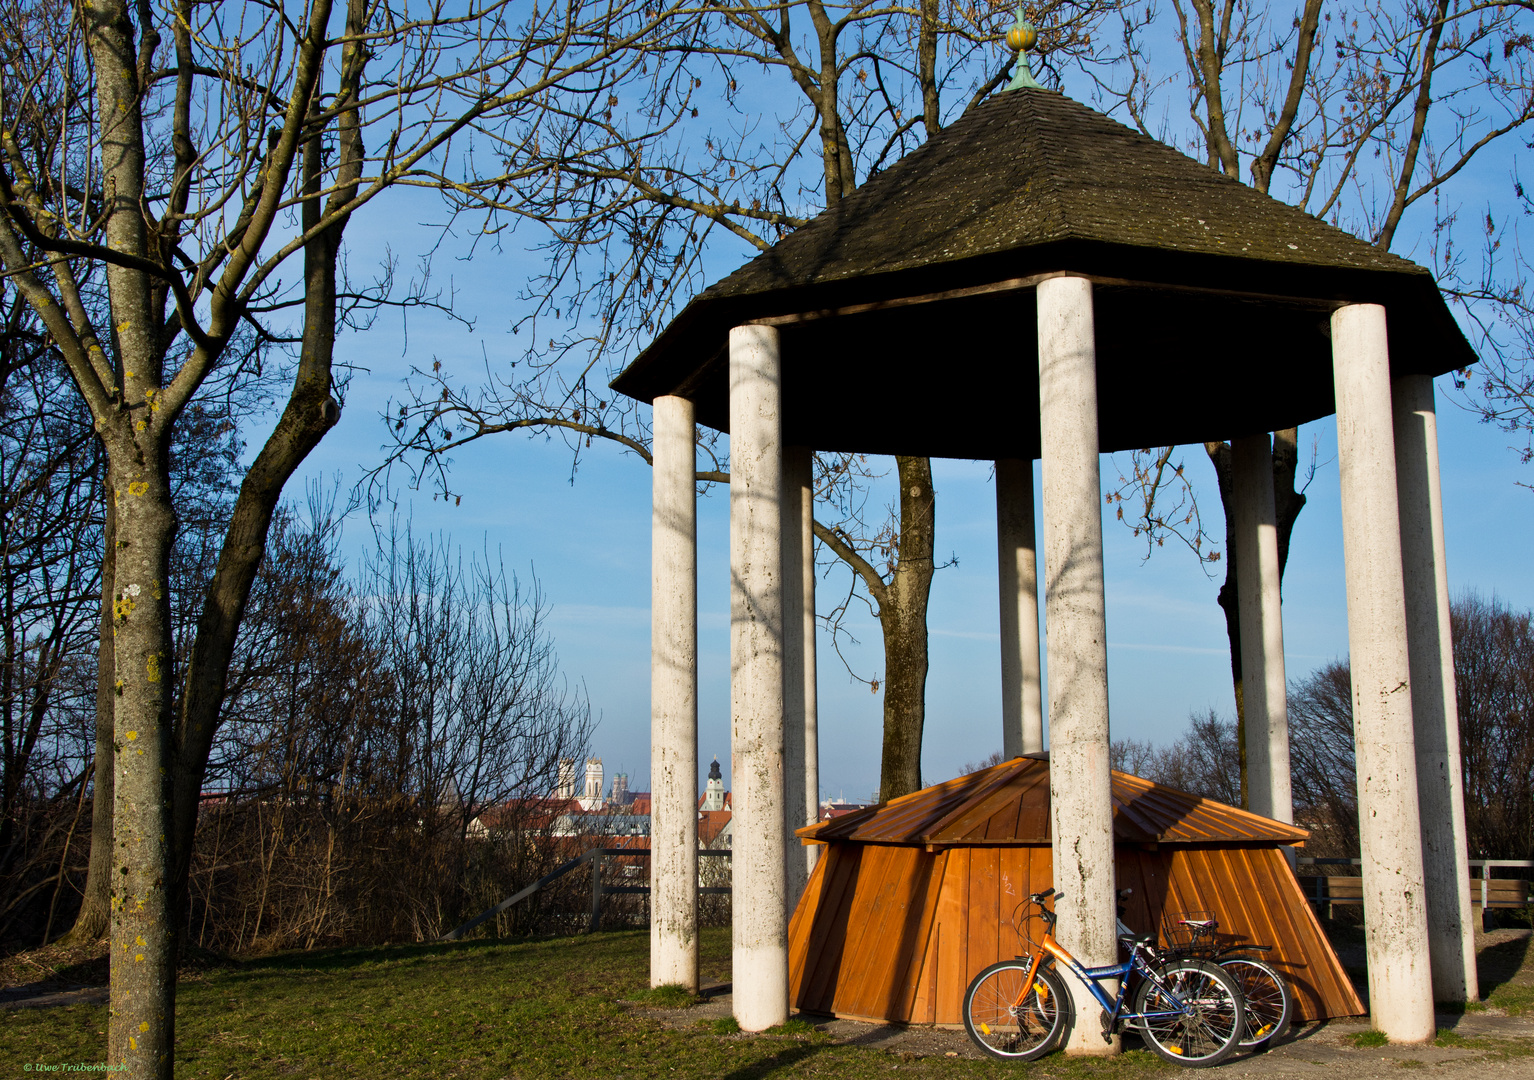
(962, 888, 1246, 1067)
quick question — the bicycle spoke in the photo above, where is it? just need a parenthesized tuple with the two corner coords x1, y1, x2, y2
(1134, 960, 1244, 1067)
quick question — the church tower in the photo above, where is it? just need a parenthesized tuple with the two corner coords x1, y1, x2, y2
(702, 757, 725, 812)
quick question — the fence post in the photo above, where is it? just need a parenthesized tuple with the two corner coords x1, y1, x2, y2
(589, 851, 604, 933)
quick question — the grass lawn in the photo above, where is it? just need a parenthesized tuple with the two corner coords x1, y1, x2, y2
(2, 929, 1173, 1079)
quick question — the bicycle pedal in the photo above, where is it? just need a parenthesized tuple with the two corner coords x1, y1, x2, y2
(1099, 1009, 1115, 1041)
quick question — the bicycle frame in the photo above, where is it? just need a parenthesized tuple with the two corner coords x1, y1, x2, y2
(1017, 919, 1196, 1033)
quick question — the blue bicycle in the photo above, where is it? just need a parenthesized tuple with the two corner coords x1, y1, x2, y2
(962, 889, 1246, 1067)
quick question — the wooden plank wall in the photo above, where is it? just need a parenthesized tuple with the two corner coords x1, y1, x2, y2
(788, 842, 1364, 1025)
(1139, 847, 1365, 1021)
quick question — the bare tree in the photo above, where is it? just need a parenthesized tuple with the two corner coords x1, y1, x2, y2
(0, 235, 254, 951)
(1110, 709, 1240, 805)
(0, 0, 689, 1069)
(1285, 659, 1359, 857)
(0, 291, 102, 945)
(359, 521, 594, 854)
(1452, 591, 1534, 861)
(181, 502, 594, 951)
(1277, 592, 1534, 861)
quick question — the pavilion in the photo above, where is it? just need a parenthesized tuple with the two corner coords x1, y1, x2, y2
(611, 32, 1477, 1049)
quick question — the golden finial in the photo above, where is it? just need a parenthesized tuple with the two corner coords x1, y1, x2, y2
(1004, 9, 1043, 92)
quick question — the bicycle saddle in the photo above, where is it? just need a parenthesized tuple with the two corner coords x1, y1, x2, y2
(1118, 931, 1157, 947)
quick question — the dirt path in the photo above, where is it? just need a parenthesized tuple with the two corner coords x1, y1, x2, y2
(637, 984, 1534, 1076)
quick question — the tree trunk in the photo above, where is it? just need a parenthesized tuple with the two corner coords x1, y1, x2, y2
(877, 457, 936, 800)
(1205, 441, 1246, 807)
(61, 493, 116, 946)
(107, 463, 178, 1078)
(1206, 428, 1306, 811)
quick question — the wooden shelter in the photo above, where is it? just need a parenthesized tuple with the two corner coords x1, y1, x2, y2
(788, 755, 1365, 1026)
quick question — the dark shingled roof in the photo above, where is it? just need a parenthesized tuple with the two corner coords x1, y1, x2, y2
(613, 89, 1475, 457)
(797, 754, 1308, 847)
(703, 89, 1419, 297)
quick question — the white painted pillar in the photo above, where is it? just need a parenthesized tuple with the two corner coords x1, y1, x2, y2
(1393, 372, 1478, 1004)
(1230, 434, 1293, 826)
(650, 394, 699, 991)
(997, 458, 1044, 757)
(1037, 277, 1119, 1056)
(728, 324, 789, 1031)
(782, 445, 820, 909)
(1331, 303, 1435, 1043)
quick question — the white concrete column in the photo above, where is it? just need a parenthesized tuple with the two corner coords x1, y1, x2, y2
(650, 394, 699, 991)
(729, 324, 789, 1031)
(1393, 372, 1478, 1004)
(1332, 303, 1435, 1043)
(1037, 276, 1119, 1056)
(1231, 434, 1293, 826)
(782, 444, 820, 909)
(997, 458, 1044, 757)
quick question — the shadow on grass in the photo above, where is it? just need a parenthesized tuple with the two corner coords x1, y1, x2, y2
(1477, 933, 1532, 999)
(716, 1040, 829, 1080)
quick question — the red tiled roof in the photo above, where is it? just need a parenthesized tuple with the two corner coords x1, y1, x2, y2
(473, 797, 583, 831)
(821, 804, 874, 820)
(698, 810, 732, 847)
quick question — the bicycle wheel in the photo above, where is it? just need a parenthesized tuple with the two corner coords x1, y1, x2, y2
(1221, 957, 1291, 1048)
(1133, 959, 1245, 1068)
(963, 961, 1071, 1061)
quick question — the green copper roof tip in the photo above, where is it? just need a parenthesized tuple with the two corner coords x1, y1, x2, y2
(1003, 9, 1043, 92)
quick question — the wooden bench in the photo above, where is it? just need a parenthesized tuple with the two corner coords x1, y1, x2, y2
(1301, 875, 1530, 924)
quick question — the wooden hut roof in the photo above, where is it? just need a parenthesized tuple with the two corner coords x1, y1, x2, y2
(798, 755, 1308, 847)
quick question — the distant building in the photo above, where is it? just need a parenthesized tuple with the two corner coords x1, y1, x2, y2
(579, 757, 605, 811)
(464, 796, 582, 839)
(699, 809, 733, 849)
(552, 811, 651, 838)
(557, 759, 577, 800)
(701, 757, 726, 811)
(819, 798, 874, 822)
(611, 772, 630, 806)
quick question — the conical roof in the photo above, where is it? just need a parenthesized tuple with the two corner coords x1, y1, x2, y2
(702, 89, 1417, 298)
(798, 754, 1308, 847)
(612, 90, 1473, 458)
